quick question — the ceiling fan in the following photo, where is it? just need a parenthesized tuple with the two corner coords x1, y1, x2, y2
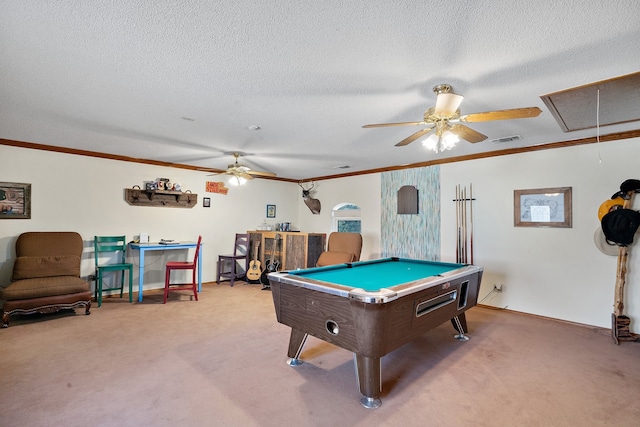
(363, 84, 542, 152)
(209, 152, 277, 181)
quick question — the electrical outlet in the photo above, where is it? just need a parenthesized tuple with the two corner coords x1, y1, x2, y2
(494, 283, 503, 292)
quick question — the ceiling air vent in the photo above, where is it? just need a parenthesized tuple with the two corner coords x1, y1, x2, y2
(489, 135, 522, 144)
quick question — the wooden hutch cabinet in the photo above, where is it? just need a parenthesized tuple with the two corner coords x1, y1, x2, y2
(248, 231, 326, 271)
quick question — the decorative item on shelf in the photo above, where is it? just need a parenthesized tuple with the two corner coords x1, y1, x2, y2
(276, 222, 291, 231)
(256, 221, 270, 231)
(156, 178, 171, 191)
(131, 185, 142, 202)
(145, 181, 157, 191)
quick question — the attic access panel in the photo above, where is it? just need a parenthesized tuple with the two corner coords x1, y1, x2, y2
(541, 72, 640, 132)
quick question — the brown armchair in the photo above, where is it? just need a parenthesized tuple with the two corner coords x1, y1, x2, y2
(316, 232, 363, 267)
(0, 232, 91, 327)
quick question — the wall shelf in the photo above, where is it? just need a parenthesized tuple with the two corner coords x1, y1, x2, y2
(124, 188, 197, 208)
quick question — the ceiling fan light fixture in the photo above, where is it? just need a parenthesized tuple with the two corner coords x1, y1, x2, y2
(435, 93, 464, 116)
(228, 175, 247, 186)
(422, 129, 459, 153)
(422, 134, 439, 151)
(441, 130, 459, 150)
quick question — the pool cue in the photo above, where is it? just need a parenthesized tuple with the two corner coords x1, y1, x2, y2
(461, 185, 464, 262)
(462, 186, 467, 263)
(455, 185, 460, 262)
(469, 184, 473, 264)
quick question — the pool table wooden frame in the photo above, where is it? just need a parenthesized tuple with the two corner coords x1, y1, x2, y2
(268, 257, 483, 408)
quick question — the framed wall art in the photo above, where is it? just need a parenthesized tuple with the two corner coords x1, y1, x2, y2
(266, 204, 276, 218)
(0, 182, 31, 219)
(203, 197, 211, 208)
(514, 187, 572, 228)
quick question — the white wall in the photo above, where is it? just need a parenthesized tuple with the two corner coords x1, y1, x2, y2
(2, 138, 639, 332)
(0, 145, 300, 290)
(440, 138, 640, 330)
(295, 174, 382, 261)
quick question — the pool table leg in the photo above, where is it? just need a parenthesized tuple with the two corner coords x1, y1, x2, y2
(286, 328, 308, 367)
(450, 312, 468, 333)
(354, 354, 382, 409)
(452, 314, 470, 341)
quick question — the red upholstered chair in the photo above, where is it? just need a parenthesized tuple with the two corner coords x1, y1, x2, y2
(163, 236, 201, 304)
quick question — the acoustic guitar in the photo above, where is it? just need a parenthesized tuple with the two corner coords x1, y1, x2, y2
(246, 242, 262, 282)
(260, 234, 281, 289)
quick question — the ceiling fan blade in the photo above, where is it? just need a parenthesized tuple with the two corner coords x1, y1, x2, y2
(247, 170, 277, 177)
(239, 173, 255, 180)
(395, 127, 434, 146)
(449, 124, 487, 143)
(363, 121, 427, 128)
(435, 93, 464, 116)
(460, 107, 542, 123)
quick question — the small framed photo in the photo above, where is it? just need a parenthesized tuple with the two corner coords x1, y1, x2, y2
(203, 197, 211, 208)
(0, 182, 31, 219)
(514, 187, 572, 228)
(266, 204, 276, 218)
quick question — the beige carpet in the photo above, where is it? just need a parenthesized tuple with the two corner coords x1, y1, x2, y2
(1, 282, 639, 427)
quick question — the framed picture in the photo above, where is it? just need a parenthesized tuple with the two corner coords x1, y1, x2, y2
(203, 197, 211, 208)
(266, 204, 276, 218)
(0, 182, 31, 219)
(514, 187, 572, 228)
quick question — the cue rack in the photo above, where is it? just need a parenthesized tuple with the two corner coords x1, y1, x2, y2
(454, 184, 475, 264)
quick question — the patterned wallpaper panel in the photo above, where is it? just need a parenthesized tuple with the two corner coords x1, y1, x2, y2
(381, 166, 440, 260)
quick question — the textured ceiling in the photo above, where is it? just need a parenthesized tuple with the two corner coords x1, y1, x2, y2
(1, 1, 639, 180)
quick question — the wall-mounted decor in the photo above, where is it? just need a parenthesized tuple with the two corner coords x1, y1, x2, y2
(266, 204, 276, 218)
(397, 185, 419, 214)
(124, 187, 197, 208)
(206, 181, 229, 195)
(381, 167, 440, 261)
(299, 182, 321, 214)
(203, 197, 211, 208)
(514, 187, 572, 228)
(0, 182, 31, 219)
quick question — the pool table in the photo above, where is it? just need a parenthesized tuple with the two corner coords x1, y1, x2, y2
(268, 257, 483, 408)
